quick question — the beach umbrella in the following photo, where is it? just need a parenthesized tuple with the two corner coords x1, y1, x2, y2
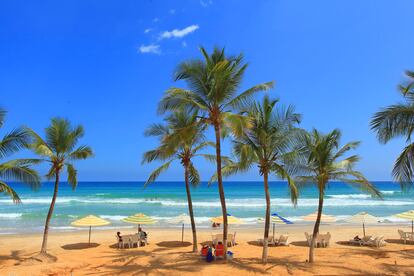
(122, 213, 156, 231)
(394, 210, 414, 236)
(257, 213, 293, 239)
(346, 212, 378, 236)
(210, 213, 243, 225)
(70, 215, 110, 245)
(168, 213, 191, 243)
(302, 212, 336, 223)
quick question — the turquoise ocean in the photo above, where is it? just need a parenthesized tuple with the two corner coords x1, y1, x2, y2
(0, 181, 413, 234)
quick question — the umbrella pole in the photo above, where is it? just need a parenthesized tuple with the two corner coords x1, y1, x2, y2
(363, 223, 366, 237)
(88, 226, 91, 246)
(273, 223, 275, 240)
(181, 223, 184, 243)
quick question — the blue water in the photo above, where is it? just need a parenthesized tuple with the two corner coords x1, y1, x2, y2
(0, 181, 413, 234)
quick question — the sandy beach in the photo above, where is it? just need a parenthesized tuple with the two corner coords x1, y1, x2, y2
(1, 225, 414, 276)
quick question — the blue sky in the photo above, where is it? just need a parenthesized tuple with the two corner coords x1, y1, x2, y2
(1, 0, 414, 181)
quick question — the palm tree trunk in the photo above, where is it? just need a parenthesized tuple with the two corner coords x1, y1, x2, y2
(262, 171, 271, 264)
(184, 164, 198, 253)
(214, 123, 228, 260)
(309, 189, 324, 263)
(40, 171, 60, 254)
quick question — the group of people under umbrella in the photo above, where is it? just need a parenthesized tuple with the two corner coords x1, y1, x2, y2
(70, 210, 414, 246)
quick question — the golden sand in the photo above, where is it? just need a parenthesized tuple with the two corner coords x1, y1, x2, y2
(1, 225, 414, 275)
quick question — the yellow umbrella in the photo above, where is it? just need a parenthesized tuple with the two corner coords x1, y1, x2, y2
(210, 213, 243, 224)
(71, 215, 110, 245)
(257, 213, 293, 240)
(302, 212, 336, 223)
(121, 213, 156, 231)
(346, 212, 378, 236)
(394, 210, 414, 235)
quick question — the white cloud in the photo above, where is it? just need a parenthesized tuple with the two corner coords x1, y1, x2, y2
(160, 25, 199, 39)
(152, 17, 159, 23)
(139, 44, 161, 54)
(200, 0, 212, 7)
(144, 28, 152, 34)
(169, 9, 176, 15)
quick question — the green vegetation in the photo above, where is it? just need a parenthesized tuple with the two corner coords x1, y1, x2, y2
(157, 46, 273, 259)
(371, 70, 414, 188)
(294, 129, 381, 263)
(29, 118, 93, 255)
(143, 109, 214, 252)
(0, 108, 40, 203)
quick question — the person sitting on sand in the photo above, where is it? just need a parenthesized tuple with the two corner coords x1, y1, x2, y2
(212, 222, 220, 228)
(117, 231, 123, 243)
(353, 235, 362, 241)
(138, 227, 148, 239)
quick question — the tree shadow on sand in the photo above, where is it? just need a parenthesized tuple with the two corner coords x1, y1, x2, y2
(62, 243, 100, 250)
(289, 241, 309, 247)
(156, 241, 192, 248)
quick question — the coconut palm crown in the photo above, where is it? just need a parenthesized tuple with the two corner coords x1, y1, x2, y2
(371, 70, 414, 188)
(0, 108, 40, 203)
(29, 118, 93, 255)
(142, 109, 214, 252)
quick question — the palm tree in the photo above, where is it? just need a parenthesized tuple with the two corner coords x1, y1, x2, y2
(211, 96, 301, 263)
(295, 129, 381, 263)
(29, 118, 93, 256)
(158, 46, 274, 258)
(142, 110, 213, 252)
(0, 108, 40, 202)
(371, 70, 414, 188)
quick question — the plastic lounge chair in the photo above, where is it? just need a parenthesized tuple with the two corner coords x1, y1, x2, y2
(215, 243, 225, 259)
(277, 235, 289, 246)
(367, 236, 386, 248)
(232, 232, 236, 246)
(258, 236, 276, 246)
(304, 232, 312, 246)
(200, 246, 209, 260)
(212, 234, 223, 246)
(399, 229, 408, 244)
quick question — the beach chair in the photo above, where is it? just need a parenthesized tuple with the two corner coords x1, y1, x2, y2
(349, 235, 371, 246)
(215, 243, 225, 259)
(212, 234, 223, 246)
(227, 234, 233, 247)
(304, 232, 312, 246)
(257, 236, 276, 246)
(276, 235, 289, 246)
(367, 236, 386, 248)
(128, 235, 139, 248)
(200, 245, 209, 260)
(398, 229, 409, 244)
(231, 232, 237, 246)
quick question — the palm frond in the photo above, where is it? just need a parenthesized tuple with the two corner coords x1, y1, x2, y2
(188, 162, 200, 187)
(69, 146, 93, 160)
(0, 159, 41, 189)
(0, 127, 31, 158)
(0, 180, 21, 203)
(371, 104, 414, 143)
(392, 142, 414, 188)
(66, 163, 77, 190)
(144, 160, 174, 187)
(225, 81, 274, 110)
